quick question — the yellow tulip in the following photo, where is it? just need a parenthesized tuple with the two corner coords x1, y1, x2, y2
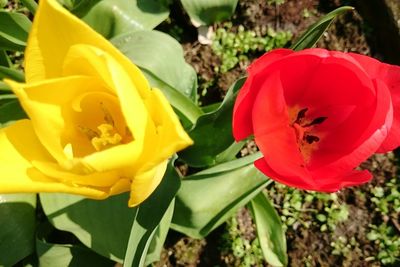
(1, 0, 193, 207)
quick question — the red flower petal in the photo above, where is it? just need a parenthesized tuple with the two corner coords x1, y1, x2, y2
(234, 48, 396, 193)
(233, 49, 293, 141)
(255, 157, 372, 192)
(310, 79, 392, 179)
(263, 49, 384, 172)
(279, 49, 375, 108)
(304, 57, 381, 166)
(349, 53, 400, 152)
(252, 71, 310, 180)
(254, 157, 315, 190)
(315, 170, 372, 192)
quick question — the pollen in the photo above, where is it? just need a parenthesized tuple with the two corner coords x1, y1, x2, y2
(91, 123, 122, 151)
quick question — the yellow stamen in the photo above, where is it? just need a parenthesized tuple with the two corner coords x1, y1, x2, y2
(91, 123, 122, 151)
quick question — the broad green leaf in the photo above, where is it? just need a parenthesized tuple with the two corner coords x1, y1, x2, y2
(0, 99, 27, 124)
(291, 6, 354, 50)
(37, 239, 115, 267)
(171, 152, 271, 238)
(123, 162, 181, 267)
(40, 193, 136, 263)
(77, 0, 170, 39)
(145, 200, 174, 265)
(250, 192, 287, 267)
(0, 66, 25, 82)
(0, 11, 31, 51)
(179, 77, 245, 167)
(180, 0, 238, 26)
(111, 30, 198, 102)
(0, 194, 36, 266)
(111, 30, 202, 124)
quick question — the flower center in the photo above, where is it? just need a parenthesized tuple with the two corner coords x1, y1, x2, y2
(290, 107, 327, 161)
(91, 123, 122, 151)
(77, 102, 130, 152)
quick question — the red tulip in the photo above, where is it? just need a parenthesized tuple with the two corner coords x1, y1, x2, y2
(233, 48, 400, 192)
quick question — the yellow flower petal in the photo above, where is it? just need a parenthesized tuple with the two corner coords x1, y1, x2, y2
(31, 161, 123, 187)
(63, 44, 149, 146)
(0, 120, 109, 198)
(128, 160, 168, 207)
(150, 88, 193, 151)
(25, 0, 150, 99)
(5, 77, 106, 163)
(61, 44, 154, 172)
(6, 75, 152, 175)
(136, 88, 193, 171)
(5, 76, 107, 166)
(0, 0, 193, 207)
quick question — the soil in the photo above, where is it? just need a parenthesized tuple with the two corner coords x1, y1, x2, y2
(155, 0, 399, 266)
(282, 153, 398, 267)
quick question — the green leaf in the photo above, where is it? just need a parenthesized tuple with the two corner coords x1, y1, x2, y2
(111, 30, 197, 102)
(0, 11, 31, 51)
(291, 6, 354, 50)
(0, 50, 12, 67)
(171, 152, 271, 238)
(145, 200, 174, 265)
(0, 66, 25, 82)
(0, 81, 11, 91)
(20, 0, 38, 14)
(142, 69, 202, 126)
(0, 194, 36, 266)
(0, 99, 27, 124)
(179, 77, 245, 167)
(0, 90, 26, 128)
(40, 193, 136, 263)
(76, 0, 170, 39)
(37, 238, 115, 267)
(111, 30, 202, 124)
(250, 192, 287, 267)
(180, 0, 238, 26)
(57, 0, 102, 15)
(123, 161, 181, 267)
(0, 94, 17, 101)
(215, 139, 246, 164)
(201, 102, 220, 113)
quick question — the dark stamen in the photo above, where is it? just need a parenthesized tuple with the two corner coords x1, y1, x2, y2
(304, 135, 320, 144)
(304, 117, 327, 127)
(295, 108, 308, 124)
(77, 125, 99, 140)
